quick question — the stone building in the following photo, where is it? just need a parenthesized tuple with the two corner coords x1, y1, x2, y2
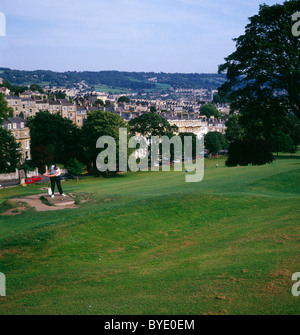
(2, 117, 31, 162)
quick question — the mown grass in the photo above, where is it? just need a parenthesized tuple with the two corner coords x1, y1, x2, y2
(0, 155, 299, 314)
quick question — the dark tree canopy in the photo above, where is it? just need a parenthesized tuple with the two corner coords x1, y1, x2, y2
(200, 103, 220, 118)
(27, 111, 81, 168)
(225, 114, 245, 143)
(30, 84, 45, 94)
(219, 1, 300, 121)
(82, 110, 129, 170)
(0, 128, 21, 173)
(0, 93, 13, 124)
(129, 112, 177, 137)
(269, 129, 294, 155)
(204, 131, 227, 154)
(118, 96, 130, 104)
(226, 138, 274, 167)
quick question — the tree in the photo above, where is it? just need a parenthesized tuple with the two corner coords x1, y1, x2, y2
(0, 128, 21, 173)
(218, 1, 300, 124)
(0, 93, 13, 124)
(94, 99, 104, 107)
(129, 112, 177, 138)
(27, 111, 81, 169)
(199, 103, 220, 118)
(226, 138, 273, 167)
(12, 85, 28, 96)
(204, 131, 227, 155)
(269, 129, 294, 155)
(283, 115, 300, 152)
(81, 110, 129, 171)
(55, 91, 66, 99)
(66, 158, 86, 176)
(118, 96, 130, 104)
(30, 84, 44, 94)
(213, 92, 231, 104)
(225, 114, 245, 143)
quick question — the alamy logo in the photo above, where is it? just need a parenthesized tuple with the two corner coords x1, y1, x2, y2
(0, 272, 5, 296)
(292, 272, 300, 297)
(0, 12, 6, 37)
(292, 12, 300, 37)
(96, 128, 204, 183)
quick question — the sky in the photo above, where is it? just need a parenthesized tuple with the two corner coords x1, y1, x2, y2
(0, 0, 284, 73)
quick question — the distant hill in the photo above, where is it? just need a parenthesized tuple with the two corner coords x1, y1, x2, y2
(0, 68, 226, 92)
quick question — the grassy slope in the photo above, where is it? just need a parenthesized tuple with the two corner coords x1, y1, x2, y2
(0, 156, 299, 315)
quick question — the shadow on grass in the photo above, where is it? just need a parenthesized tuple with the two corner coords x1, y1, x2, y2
(274, 154, 300, 160)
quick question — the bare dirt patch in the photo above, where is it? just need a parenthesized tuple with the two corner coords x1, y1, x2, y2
(6, 194, 78, 213)
(0, 207, 27, 216)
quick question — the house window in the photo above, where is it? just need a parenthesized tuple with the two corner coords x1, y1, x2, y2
(25, 141, 30, 149)
(13, 123, 16, 129)
(20, 122, 24, 128)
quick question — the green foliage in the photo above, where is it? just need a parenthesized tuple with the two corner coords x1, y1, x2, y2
(0, 128, 21, 173)
(82, 110, 129, 170)
(27, 111, 81, 169)
(66, 158, 86, 176)
(0, 67, 226, 91)
(0, 80, 28, 95)
(0, 93, 13, 124)
(282, 116, 300, 152)
(212, 92, 231, 104)
(204, 131, 227, 154)
(118, 96, 130, 103)
(200, 103, 220, 118)
(225, 114, 245, 143)
(54, 91, 66, 99)
(129, 112, 177, 138)
(269, 129, 294, 155)
(226, 138, 273, 166)
(219, 0, 300, 121)
(30, 84, 45, 94)
(94, 99, 104, 107)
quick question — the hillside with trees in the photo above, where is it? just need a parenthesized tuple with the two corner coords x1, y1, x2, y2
(0, 68, 226, 91)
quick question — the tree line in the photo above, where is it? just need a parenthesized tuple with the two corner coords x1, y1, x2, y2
(218, 0, 300, 166)
(0, 68, 226, 91)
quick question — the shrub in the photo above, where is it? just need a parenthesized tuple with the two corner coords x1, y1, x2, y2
(226, 138, 273, 167)
(66, 158, 85, 176)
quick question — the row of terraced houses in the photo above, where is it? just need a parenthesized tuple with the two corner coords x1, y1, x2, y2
(2, 88, 227, 164)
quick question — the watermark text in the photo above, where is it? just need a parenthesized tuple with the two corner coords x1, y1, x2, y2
(96, 128, 204, 183)
(292, 12, 300, 37)
(292, 272, 300, 296)
(0, 272, 5, 296)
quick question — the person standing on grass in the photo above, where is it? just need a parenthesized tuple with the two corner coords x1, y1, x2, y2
(43, 164, 66, 198)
